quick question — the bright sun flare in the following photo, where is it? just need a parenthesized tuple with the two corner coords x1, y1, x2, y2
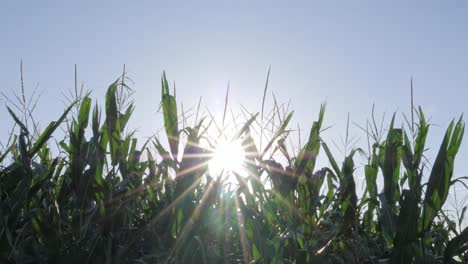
(208, 140, 246, 181)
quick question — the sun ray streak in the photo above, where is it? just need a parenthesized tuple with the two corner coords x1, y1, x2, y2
(238, 160, 298, 216)
(234, 190, 252, 264)
(117, 167, 207, 259)
(169, 181, 215, 260)
(148, 175, 204, 228)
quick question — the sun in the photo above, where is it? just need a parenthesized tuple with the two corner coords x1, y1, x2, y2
(208, 139, 246, 181)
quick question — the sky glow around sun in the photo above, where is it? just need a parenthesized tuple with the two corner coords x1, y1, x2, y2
(208, 139, 247, 182)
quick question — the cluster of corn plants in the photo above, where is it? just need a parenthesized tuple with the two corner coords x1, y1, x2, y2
(0, 72, 467, 263)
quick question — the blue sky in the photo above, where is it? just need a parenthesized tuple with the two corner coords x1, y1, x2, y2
(1, 1, 467, 196)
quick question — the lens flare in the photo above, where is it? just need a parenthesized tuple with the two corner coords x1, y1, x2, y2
(209, 140, 246, 180)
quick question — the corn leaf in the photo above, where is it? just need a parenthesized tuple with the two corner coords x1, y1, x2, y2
(29, 102, 76, 157)
(294, 104, 325, 178)
(161, 71, 179, 161)
(421, 117, 464, 232)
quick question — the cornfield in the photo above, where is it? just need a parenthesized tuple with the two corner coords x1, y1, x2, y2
(0, 71, 467, 263)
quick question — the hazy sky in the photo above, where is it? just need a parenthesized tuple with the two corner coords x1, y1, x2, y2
(1, 1, 467, 196)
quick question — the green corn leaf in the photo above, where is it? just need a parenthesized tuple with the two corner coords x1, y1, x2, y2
(364, 154, 379, 230)
(364, 162, 378, 202)
(161, 71, 179, 161)
(379, 193, 396, 246)
(19, 132, 30, 169)
(339, 149, 357, 231)
(120, 102, 134, 131)
(460, 206, 467, 227)
(179, 125, 208, 181)
(381, 115, 403, 207)
(92, 102, 101, 138)
(0, 140, 16, 164)
(28, 158, 59, 198)
(74, 97, 92, 167)
(392, 189, 419, 263)
(29, 102, 76, 157)
(242, 127, 260, 180)
(78, 97, 91, 130)
(252, 244, 261, 261)
(261, 111, 293, 159)
(98, 122, 109, 155)
(233, 113, 259, 141)
(322, 141, 341, 179)
(105, 80, 121, 166)
(146, 149, 157, 181)
(118, 135, 132, 177)
(294, 104, 325, 178)
(444, 226, 468, 262)
(421, 117, 464, 232)
(6, 106, 30, 135)
(413, 107, 429, 167)
(401, 132, 414, 189)
(153, 137, 172, 163)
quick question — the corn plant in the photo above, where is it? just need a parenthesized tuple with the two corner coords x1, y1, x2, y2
(0, 72, 466, 263)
